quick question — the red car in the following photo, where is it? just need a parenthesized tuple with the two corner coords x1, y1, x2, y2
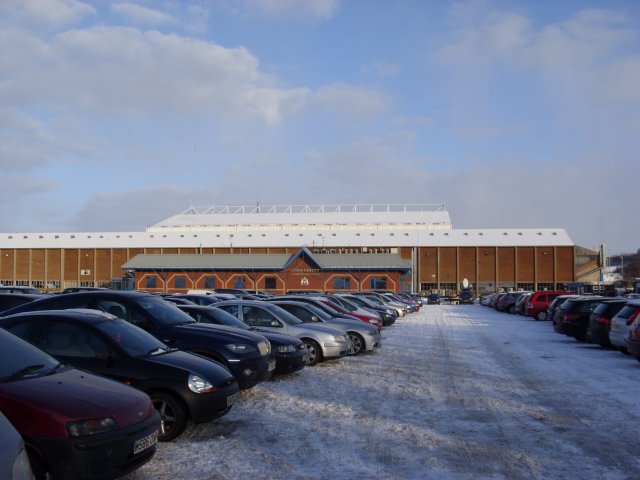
(0, 328, 160, 480)
(524, 291, 572, 320)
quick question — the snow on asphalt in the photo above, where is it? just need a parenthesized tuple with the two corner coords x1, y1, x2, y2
(124, 304, 640, 480)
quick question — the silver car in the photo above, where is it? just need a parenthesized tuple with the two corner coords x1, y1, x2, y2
(214, 300, 351, 366)
(0, 411, 34, 480)
(270, 300, 382, 356)
(610, 300, 640, 352)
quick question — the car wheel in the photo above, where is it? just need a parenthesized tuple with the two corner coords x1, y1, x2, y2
(27, 448, 52, 480)
(508, 305, 516, 314)
(347, 332, 364, 355)
(536, 311, 547, 321)
(303, 339, 322, 366)
(151, 392, 188, 442)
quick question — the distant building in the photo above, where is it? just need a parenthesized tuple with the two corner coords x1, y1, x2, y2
(0, 204, 600, 293)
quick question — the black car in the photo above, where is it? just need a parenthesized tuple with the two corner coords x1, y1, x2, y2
(0, 293, 42, 314)
(585, 298, 628, 347)
(0, 309, 240, 441)
(426, 293, 442, 305)
(458, 289, 474, 305)
(166, 294, 221, 306)
(553, 296, 605, 341)
(177, 304, 307, 375)
(1, 291, 275, 390)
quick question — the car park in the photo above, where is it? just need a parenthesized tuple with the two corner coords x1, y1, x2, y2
(610, 300, 640, 352)
(319, 294, 384, 329)
(496, 292, 529, 314)
(0, 410, 34, 480)
(177, 304, 307, 375)
(524, 291, 572, 320)
(1, 291, 275, 390)
(0, 309, 240, 441)
(553, 296, 605, 341)
(514, 292, 532, 315)
(270, 300, 381, 356)
(585, 298, 627, 347)
(0, 328, 160, 480)
(214, 300, 351, 366)
(354, 292, 406, 316)
(547, 295, 578, 325)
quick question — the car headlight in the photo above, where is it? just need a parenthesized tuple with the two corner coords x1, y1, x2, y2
(276, 344, 296, 353)
(66, 417, 117, 437)
(368, 319, 379, 325)
(226, 343, 255, 354)
(334, 334, 348, 341)
(188, 373, 216, 394)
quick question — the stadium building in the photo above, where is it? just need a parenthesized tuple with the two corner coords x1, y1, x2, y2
(0, 204, 601, 294)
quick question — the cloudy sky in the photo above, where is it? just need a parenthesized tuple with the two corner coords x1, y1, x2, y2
(1, 0, 638, 255)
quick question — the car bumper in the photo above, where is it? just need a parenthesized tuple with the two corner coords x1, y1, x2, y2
(586, 323, 611, 346)
(322, 340, 350, 359)
(274, 347, 307, 375)
(227, 355, 274, 390)
(554, 321, 586, 339)
(33, 411, 160, 480)
(187, 379, 240, 424)
(609, 323, 629, 349)
(363, 332, 382, 352)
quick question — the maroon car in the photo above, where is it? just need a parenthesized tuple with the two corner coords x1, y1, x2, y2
(0, 328, 160, 480)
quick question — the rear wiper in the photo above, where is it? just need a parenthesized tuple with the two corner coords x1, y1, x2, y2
(9, 364, 46, 380)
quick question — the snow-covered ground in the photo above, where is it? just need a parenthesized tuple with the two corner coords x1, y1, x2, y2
(124, 305, 640, 480)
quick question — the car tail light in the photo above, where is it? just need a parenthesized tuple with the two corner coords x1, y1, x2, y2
(626, 308, 640, 326)
(596, 315, 610, 326)
(564, 312, 574, 323)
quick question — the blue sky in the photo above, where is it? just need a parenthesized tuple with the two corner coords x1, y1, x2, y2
(1, 0, 638, 255)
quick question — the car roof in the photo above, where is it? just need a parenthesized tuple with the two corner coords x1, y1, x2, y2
(2, 308, 116, 324)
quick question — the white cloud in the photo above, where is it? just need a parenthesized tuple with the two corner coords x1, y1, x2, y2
(0, 0, 95, 29)
(111, 2, 175, 26)
(1, 26, 310, 123)
(236, 0, 340, 19)
(311, 83, 392, 119)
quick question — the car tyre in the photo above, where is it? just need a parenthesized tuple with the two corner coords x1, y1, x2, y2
(27, 447, 52, 480)
(347, 332, 364, 356)
(151, 392, 188, 442)
(536, 311, 547, 321)
(303, 339, 322, 366)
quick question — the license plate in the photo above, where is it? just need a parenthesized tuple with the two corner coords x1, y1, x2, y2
(133, 430, 158, 455)
(268, 360, 276, 372)
(226, 391, 240, 407)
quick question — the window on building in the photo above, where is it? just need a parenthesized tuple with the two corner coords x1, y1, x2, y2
(536, 282, 554, 291)
(264, 277, 277, 289)
(439, 282, 456, 291)
(478, 282, 494, 293)
(333, 277, 350, 290)
(145, 276, 157, 289)
(420, 282, 437, 292)
(517, 283, 534, 291)
(459, 282, 475, 290)
(497, 282, 515, 292)
(174, 276, 186, 289)
(370, 277, 387, 290)
(204, 276, 216, 289)
(32, 280, 45, 289)
(233, 277, 246, 289)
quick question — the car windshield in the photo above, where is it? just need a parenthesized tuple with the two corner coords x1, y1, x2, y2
(96, 318, 169, 357)
(133, 296, 197, 326)
(199, 308, 251, 330)
(0, 329, 59, 381)
(267, 305, 303, 325)
(301, 303, 333, 321)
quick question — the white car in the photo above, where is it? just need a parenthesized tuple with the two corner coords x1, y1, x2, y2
(610, 300, 640, 352)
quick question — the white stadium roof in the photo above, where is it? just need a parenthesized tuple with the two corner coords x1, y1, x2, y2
(0, 204, 575, 249)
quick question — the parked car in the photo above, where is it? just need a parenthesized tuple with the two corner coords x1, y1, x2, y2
(1, 291, 275, 390)
(514, 292, 532, 315)
(0, 309, 240, 441)
(335, 293, 397, 326)
(458, 289, 474, 305)
(177, 304, 307, 375)
(624, 305, 640, 362)
(496, 292, 529, 314)
(610, 300, 640, 352)
(553, 296, 605, 341)
(547, 295, 578, 325)
(490, 292, 507, 309)
(0, 293, 42, 314)
(319, 294, 384, 329)
(426, 293, 442, 305)
(0, 328, 160, 480)
(354, 292, 406, 316)
(0, 286, 42, 295)
(0, 410, 34, 480)
(214, 300, 351, 366)
(586, 298, 628, 347)
(524, 291, 572, 320)
(269, 300, 382, 356)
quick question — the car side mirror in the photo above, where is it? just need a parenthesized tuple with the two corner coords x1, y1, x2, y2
(310, 315, 319, 322)
(270, 320, 282, 327)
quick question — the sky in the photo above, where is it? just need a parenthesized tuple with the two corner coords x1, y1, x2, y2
(1, 0, 639, 256)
